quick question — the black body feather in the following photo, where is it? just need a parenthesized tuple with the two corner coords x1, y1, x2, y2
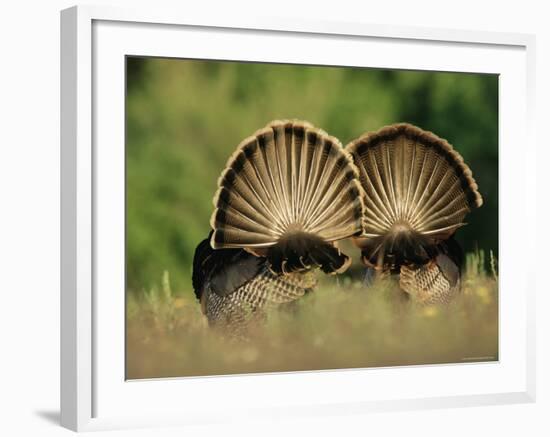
(192, 232, 264, 300)
(266, 232, 350, 275)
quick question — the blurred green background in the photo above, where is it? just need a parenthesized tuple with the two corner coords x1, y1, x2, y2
(126, 57, 498, 295)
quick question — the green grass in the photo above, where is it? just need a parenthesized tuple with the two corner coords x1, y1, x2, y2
(126, 251, 498, 379)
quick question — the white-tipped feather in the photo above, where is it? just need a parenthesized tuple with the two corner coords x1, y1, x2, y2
(347, 123, 483, 246)
(211, 120, 364, 250)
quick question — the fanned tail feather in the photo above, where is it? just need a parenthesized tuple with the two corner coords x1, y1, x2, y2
(211, 120, 365, 274)
(346, 123, 482, 268)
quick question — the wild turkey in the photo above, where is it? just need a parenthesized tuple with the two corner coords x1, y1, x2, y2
(192, 120, 365, 334)
(346, 123, 483, 305)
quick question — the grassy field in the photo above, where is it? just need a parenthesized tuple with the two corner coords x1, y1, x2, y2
(126, 251, 498, 379)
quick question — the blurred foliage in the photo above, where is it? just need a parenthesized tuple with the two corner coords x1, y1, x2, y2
(126, 57, 498, 295)
(126, 252, 498, 379)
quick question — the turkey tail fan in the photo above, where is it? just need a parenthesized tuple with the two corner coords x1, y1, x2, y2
(346, 123, 483, 268)
(210, 119, 365, 275)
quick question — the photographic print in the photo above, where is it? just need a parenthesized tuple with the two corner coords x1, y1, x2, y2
(125, 57, 498, 379)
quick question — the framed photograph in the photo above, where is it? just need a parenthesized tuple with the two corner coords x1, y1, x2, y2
(61, 5, 536, 432)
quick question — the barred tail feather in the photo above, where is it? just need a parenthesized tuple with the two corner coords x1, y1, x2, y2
(210, 120, 364, 274)
(346, 123, 482, 267)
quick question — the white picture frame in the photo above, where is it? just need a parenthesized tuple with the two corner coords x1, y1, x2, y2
(60, 5, 536, 432)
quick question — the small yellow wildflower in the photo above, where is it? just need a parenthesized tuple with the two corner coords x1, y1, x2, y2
(422, 306, 439, 318)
